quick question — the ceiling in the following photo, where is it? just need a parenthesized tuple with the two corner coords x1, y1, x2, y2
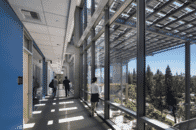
(8, 0, 71, 74)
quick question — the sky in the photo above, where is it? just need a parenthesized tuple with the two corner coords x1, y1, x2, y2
(94, 44, 196, 78)
(128, 44, 196, 76)
(87, 0, 196, 77)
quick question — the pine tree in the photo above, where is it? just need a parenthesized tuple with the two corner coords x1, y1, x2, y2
(146, 65, 154, 103)
(165, 65, 177, 123)
(154, 69, 165, 116)
(133, 68, 137, 85)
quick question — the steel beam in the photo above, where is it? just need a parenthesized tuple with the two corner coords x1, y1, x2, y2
(185, 41, 190, 120)
(104, 4, 110, 120)
(77, 0, 111, 47)
(114, 21, 186, 42)
(171, 18, 196, 31)
(137, 0, 146, 129)
(79, 0, 133, 48)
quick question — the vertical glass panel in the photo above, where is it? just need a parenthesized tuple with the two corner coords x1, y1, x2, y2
(145, 43, 185, 127)
(95, 14, 105, 36)
(24, 36, 30, 50)
(87, 0, 91, 26)
(87, 35, 91, 46)
(94, 33, 105, 115)
(190, 44, 196, 120)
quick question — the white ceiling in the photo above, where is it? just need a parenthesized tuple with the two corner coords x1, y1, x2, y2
(8, 0, 70, 74)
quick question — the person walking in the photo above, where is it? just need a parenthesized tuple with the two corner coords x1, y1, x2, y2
(63, 76, 70, 97)
(90, 77, 99, 117)
(53, 76, 58, 99)
(33, 76, 39, 99)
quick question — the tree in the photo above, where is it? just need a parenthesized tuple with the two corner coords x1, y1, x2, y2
(176, 104, 185, 123)
(154, 69, 165, 116)
(133, 68, 137, 85)
(128, 72, 133, 84)
(165, 65, 177, 123)
(146, 65, 154, 103)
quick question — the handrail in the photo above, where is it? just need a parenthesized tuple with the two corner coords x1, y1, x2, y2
(80, 89, 177, 129)
(173, 117, 196, 130)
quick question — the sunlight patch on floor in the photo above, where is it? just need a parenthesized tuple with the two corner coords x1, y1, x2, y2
(59, 107, 77, 111)
(23, 123, 35, 129)
(59, 116, 84, 123)
(34, 104, 45, 106)
(32, 111, 42, 114)
(59, 101, 74, 104)
(47, 120, 53, 125)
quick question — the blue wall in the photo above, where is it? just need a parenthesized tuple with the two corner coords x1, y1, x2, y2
(0, 0, 23, 129)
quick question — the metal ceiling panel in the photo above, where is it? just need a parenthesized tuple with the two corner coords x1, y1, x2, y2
(45, 12, 66, 28)
(48, 26, 65, 36)
(42, 0, 69, 16)
(23, 22, 49, 34)
(8, 0, 43, 12)
(30, 32, 50, 41)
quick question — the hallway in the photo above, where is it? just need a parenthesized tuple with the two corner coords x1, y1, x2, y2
(24, 88, 112, 130)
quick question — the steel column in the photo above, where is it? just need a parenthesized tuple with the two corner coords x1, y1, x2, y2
(185, 42, 190, 120)
(137, 0, 146, 129)
(91, 0, 95, 80)
(76, 6, 83, 99)
(83, 0, 88, 101)
(104, 3, 110, 120)
(42, 58, 47, 97)
(120, 60, 123, 105)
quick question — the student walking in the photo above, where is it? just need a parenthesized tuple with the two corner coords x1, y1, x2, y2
(90, 77, 99, 117)
(63, 76, 70, 97)
(53, 76, 58, 99)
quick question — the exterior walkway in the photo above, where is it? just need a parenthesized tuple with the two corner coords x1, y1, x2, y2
(24, 88, 112, 130)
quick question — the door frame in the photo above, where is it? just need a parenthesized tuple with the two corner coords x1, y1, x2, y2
(23, 28, 33, 124)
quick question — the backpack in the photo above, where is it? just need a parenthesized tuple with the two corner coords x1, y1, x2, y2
(49, 80, 54, 88)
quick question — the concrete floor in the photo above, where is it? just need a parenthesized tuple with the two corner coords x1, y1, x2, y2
(24, 89, 112, 130)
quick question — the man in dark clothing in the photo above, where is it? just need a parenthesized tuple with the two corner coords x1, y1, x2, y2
(63, 76, 70, 97)
(33, 76, 39, 99)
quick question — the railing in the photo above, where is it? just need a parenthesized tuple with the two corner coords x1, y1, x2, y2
(173, 117, 196, 130)
(80, 89, 178, 130)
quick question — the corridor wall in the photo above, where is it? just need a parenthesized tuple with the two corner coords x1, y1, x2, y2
(0, 0, 23, 129)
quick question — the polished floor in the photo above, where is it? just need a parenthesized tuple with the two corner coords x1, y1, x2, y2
(24, 89, 112, 130)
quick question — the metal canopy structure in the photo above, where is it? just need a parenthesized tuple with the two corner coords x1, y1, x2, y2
(80, 0, 196, 67)
(75, 0, 195, 129)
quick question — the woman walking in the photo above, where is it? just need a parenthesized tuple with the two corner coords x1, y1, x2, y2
(90, 77, 99, 117)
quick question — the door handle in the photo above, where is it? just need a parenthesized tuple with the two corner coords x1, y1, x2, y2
(18, 76, 23, 85)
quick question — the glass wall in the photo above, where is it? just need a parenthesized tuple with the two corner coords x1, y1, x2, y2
(145, 44, 186, 127)
(190, 44, 196, 120)
(69, 59, 74, 95)
(94, 33, 105, 115)
(87, 47, 91, 103)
